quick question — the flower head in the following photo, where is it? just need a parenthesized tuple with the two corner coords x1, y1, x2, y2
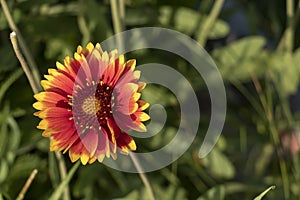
(33, 43, 150, 165)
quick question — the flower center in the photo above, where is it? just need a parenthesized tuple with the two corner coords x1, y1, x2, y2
(82, 96, 101, 115)
(72, 81, 114, 129)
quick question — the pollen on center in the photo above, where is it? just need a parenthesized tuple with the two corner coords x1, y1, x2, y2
(82, 96, 101, 115)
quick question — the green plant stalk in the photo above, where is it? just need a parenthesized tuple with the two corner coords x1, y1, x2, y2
(129, 153, 156, 200)
(0, 0, 41, 89)
(55, 152, 70, 200)
(197, 0, 225, 46)
(119, 0, 125, 31)
(110, 0, 124, 52)
(277, 0, 296, 53)
(78, 0, 90, 45)
(251, 73, 290, 199)
(110, 0, 122, 34)
(294, 0, 300, 26)
(48, 162, 80, 200)
(285, 0, 294, 53)
(269, 123, 289, 198)
(10, 31, 71, 200)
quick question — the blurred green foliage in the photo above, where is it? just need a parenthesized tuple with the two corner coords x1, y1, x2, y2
(0, 0, 300, 199)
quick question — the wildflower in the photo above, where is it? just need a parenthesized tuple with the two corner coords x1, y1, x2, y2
(33, 43, 150, 165)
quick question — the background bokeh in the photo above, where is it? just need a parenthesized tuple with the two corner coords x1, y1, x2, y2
(0, 0, 300, 199)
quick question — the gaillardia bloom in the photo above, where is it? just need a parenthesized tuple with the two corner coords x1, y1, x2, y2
(33, 43, 150, 165)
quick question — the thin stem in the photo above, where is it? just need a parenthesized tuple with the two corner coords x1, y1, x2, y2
(55, 152, 70, 200)
(110, 0, 124, 52)
(277, 0, 296, 52)
(49, 162, 80, 200)
(250, 72, 290, 199)
(197, 0, 225, 46)
(294, 0, 300, 26)
(16, 169, 38, 200)
(110, 0, 122, 34)
(10, 32, 39, 94)
(0, 0, 41, 87)
(285, 0, 295, 53)
(119, 0, 126, 31)
(77, 0, 90, 45)
(129, 153, 155, 200)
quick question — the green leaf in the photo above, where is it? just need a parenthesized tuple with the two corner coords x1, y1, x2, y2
(202, 148, 235, 179)
(268, 52, 299, 96)
(0, 160, 9, 183)
(212, 36, 267, 81)
(6, 116, 21, 152)
(0, 114, 8, 160)
(197, 185, 225, 200)
(253, 186, 275, 200)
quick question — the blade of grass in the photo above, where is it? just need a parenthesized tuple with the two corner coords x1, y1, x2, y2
(129, 153, 155, 200)
(250, 72, 289, 199)
(253, 185, 275, 200)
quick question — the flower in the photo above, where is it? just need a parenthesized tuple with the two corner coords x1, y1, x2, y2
(33, 43, 150, 165)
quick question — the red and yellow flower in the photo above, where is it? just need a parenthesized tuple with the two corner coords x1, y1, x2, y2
(33, 43, 150, 165)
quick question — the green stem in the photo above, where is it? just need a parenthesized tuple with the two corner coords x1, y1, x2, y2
(77, 0, 90, 45)
(197, 0, 225, 46)
(119, 0, 125, 30)
(277, 0, 295, 53)
(110, 0, 122, 34)
(0, 0, 41, 88)
(285, 0, 294, 53)
(269, 123, 289, 199)
(110, 0, 124, 52)
(49, 162, 80, 200)
(55, 152, 71, 200)
(250, 73, 290, 199)
(129, 153, 156, 200)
